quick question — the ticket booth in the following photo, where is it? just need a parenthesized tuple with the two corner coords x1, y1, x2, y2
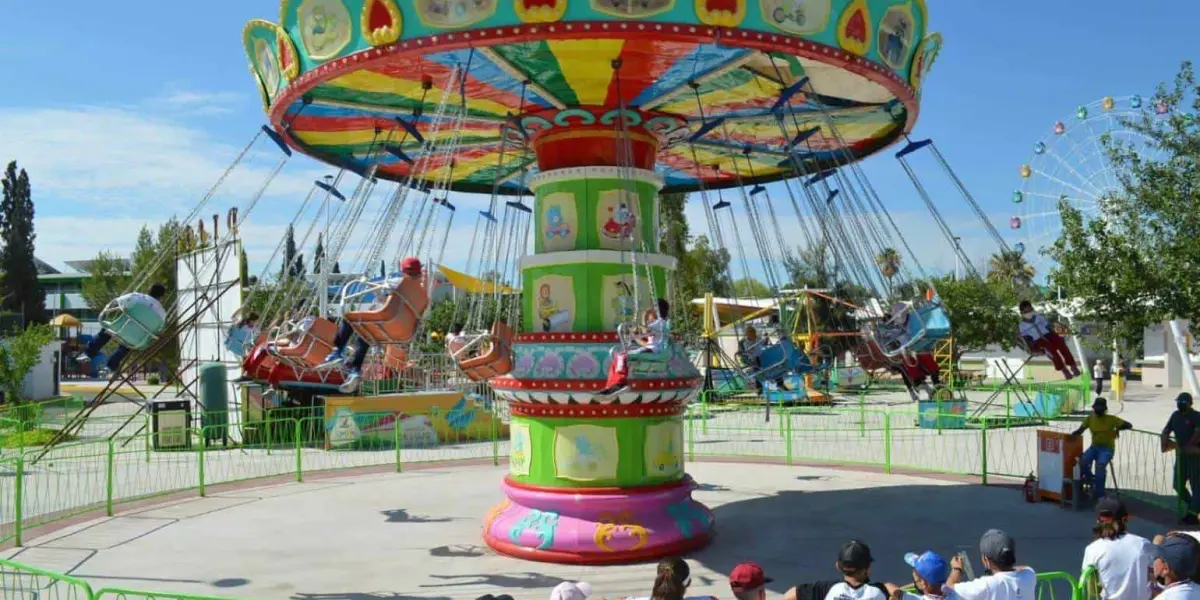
(1037, 430, 1083, 503)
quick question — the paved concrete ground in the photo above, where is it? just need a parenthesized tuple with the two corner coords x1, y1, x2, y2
(3, 461, 1166, 600)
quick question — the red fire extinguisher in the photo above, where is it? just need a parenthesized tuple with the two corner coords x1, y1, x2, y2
(1023, 473, 1038, 503)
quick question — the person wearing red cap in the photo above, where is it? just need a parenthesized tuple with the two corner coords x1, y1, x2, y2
(322, 257, 425, 393)
(730, 562, 772, 600)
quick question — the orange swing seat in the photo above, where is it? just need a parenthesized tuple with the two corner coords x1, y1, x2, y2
(454, 321, 516, 382)
(270, 318, 340, 371)
(342, 277, 429, 346)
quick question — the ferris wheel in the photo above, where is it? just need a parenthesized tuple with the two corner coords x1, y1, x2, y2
(1010, 94, 1174, 274)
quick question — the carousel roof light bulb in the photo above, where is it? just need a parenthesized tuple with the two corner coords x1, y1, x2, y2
(1130, 95, 1143, 109)
(1010, 216, 1022, 229)
(1101, 96, 1115, 111)
(1014, 242, 1026, 253)
(1076, 106, 1089, 119)
(1053, 121, 1066, 135)
(1019, 164, 1032, 178)
(1156, 100, 1170, 115)
(1012, 190, 1024, 203)
(1034, 141, 1046, 154)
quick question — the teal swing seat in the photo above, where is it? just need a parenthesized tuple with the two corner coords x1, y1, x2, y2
(100, 301, 167, 351)
(906, 301, 952, 353)
(754, 338, 814, 382)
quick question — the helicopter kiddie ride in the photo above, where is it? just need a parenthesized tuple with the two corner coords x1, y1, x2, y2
(242, 0, 940, 564)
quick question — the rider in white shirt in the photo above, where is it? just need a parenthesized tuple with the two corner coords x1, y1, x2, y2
(1151, 536, 1200, 600)
(948, 530, 1036, 600)
(1081, 498, 1155, 600)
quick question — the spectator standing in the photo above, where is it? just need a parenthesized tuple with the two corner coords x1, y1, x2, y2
(1151, 536, 1200, 600)
(888, 551, 956, 600)
(625, 557, 717, 600)
(947, 530, 1036, 600)
(730, 562, 772, 600)
(783, 540, 888, 600)
(1094, 360, 1107, 395)
(1163, 393, 1200, 525)
(1069, 397, 1132, 499)
(1080, 498, 1155, 600)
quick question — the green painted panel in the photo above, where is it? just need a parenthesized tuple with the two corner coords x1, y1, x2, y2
(534, 178, 588, 254)
(311, 84, 506, 119)
(508, 413, 685, 489)
(489, 41, 580, 107)
(523, 262, 669, 333)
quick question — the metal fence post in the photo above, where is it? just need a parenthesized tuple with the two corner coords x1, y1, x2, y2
(492, 408, 499, 467)
(295, 419, 303, 483)
(14, 451, 24, 547)
(785, 410, 793, 465)
(687, 409, 695, 462)
(884, 412, 892, 475)
(980, 418, 989, 486)
(395, 420, 403, 473)
(105, 440, 115, 517)
(198, 434, 207, 497)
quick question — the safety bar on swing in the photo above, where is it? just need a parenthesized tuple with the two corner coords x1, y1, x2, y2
(337, 277, 400, 308)
(385, 144, 415, 166)
(506, 200, 533, 213)
(451, 330, 497, 361)
(788, 127, 821, 150)
(394, 116, 426, 145)
(689, 117, 727, 143)
(770, 76, 810, 115)
(315, 179, 346, 201)
(805, 169, 838, 187)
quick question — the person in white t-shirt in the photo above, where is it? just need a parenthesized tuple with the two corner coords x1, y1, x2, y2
(77, 283, 168, 378)
(887, 550, 957, 600)
(1150, 536, 1200, 600)
(549, 581, 593, 600)
(1081, 497, 1155, 600)
(947, 529, 1036, 600)
(784, 540, 889, 600)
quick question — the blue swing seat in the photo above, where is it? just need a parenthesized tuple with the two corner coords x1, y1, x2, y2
(906, 301, 952, 353)
(755, 338, 813, 382)
(225, 326, 257, 358)
(101, 302, 167, 352)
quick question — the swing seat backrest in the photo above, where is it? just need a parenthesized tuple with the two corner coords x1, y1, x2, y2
(344, 277, 429, 346)
(854, 337, 894, 370)
(458, 321, 515, 382)
(755, 338, 812, 380)
(242, 342, 278, 381)
(273, 318, 339, 370)
(102, 301, 167, 351)
(383, 345, 412, 372)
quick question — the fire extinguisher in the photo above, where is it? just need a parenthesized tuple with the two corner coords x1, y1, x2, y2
(1023, 473, 1038, 503)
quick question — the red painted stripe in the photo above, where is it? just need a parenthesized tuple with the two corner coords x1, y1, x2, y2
(503, 475, 693, 495)
(288, 114, 499, 135)
(484, 531, 714, 566)
(605, 39, 696, 108)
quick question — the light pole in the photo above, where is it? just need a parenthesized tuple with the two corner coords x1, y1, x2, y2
(953, 237, 962, 280)
(318, 175, 335, 317)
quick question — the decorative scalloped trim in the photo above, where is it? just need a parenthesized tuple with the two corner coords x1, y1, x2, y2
(515, 0, 568, 23)
(249, 67, 272, 113)
(275, 23, 300, 81)
(515, 332, 620, 343)
(529, 166, 664, 191)
(519, 250, 678, 271)
(361, 0, 403, 47)
(243, 20, 285, 103)
(510, 402, 686, 418)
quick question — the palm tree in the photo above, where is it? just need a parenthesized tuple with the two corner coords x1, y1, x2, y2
(875, 248, 902, 297)
(987, 249, 1036, 289)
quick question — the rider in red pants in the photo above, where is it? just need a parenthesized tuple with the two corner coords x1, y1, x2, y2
(1019, 300, 1080, 379)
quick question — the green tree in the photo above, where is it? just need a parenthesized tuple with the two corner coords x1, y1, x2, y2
(80, 251, 132, 312)
(0, 323, 54, 405)
(658, 192, 732, 341)
(988, 249, 1035, 291)
(332, 261, 341, 274)
(1047, 61, 1200, 349)
(129, 220, 181, 373)
(239, 246, 250, 287)
(312, 234, 325, 276)
(875, 247, 902, 298)
(732, 277, 772, 298)
(0, 162, 47, 324)
(933, 274, 1020, 361)
(281, 225, 301, 280)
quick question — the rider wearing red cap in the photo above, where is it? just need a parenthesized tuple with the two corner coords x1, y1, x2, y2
(323, 257, 424, 393)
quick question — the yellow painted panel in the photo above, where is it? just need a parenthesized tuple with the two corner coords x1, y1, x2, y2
(327, 70, 512, 116)
(547, 39, 625, 106)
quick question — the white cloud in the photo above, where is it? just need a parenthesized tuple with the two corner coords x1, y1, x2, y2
(148, 87, 247, 116)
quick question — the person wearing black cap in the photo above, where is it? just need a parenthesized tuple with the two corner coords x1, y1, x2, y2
(1081, 497, 1155, 600)
(1151, 535, 1200, 600)
(1069, 397, 1132, 500)
(947, 530, 1036, 600)
(783, 540, 888, 600)
(1163, 393, 1200, 525)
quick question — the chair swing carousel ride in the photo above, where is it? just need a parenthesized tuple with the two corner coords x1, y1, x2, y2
(239, 0, 964, 564)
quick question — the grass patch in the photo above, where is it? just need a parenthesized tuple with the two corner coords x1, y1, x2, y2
(0, 428, 75, 449)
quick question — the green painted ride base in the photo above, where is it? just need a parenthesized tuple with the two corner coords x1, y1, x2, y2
(507, 413, 686, 489)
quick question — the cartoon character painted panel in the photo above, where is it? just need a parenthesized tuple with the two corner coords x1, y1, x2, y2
(416, 0, 499, 29)
(760, 0, 831, 35)
(510, 422, 532, 476)
(602, 274, 651, 331)
(541, 192, 578, 252)
(254, 38, 283, 99)
(835, 0, 871, 57)
(591, 0, 675, 18)
(644, 421, 684, 478)
(908, 32, 942, 92)
(877, 1, 916, 70)
(596, 189, 642, 251)
(297, 0, 353, 60)
(554, 424, 620, 481)
(533, 274, 575, 332)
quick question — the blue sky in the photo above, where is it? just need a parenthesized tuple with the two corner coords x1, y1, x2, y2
(0, 1, 1193, 285)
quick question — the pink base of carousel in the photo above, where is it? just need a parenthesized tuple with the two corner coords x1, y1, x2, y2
(483, 476, 715, 565)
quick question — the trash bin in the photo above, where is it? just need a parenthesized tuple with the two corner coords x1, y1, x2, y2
(198, 363, 229, 442)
